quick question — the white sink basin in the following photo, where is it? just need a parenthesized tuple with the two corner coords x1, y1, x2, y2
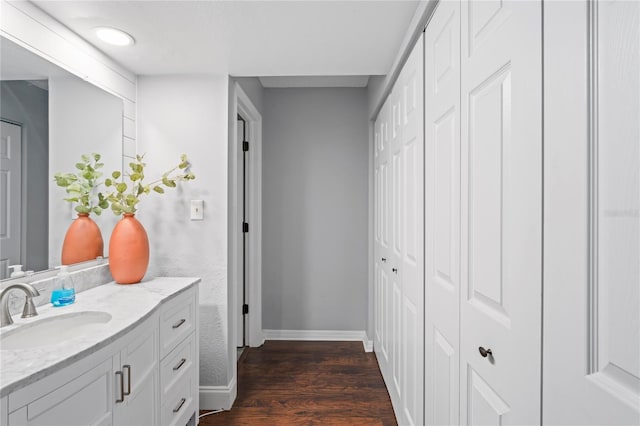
(0, 311, 112, 350)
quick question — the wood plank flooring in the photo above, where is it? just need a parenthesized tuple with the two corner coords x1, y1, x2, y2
(199, 341, 397, 425)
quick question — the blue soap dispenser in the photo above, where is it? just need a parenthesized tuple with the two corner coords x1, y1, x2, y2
(51, 265, 75, 307)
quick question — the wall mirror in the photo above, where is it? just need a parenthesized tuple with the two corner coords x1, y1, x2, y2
(0, 35, 123, 280)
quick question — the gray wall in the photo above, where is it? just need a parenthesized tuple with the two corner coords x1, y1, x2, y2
(233, 77, 264, 114)
(262, 87, 369, 331)
(0, 81, 49, 272)
(367, 75, 386, 119)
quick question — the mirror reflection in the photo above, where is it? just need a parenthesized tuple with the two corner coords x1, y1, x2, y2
(0, 36, 123, 279)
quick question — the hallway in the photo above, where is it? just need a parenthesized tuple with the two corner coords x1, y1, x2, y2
(200, 341, 397, 425)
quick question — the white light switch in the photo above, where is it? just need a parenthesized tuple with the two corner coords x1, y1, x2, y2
(190, 200, 204, 220)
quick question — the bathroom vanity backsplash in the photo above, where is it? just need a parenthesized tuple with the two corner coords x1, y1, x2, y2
(1, 263, 113, 315)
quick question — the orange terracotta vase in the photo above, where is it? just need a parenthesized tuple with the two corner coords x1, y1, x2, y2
(61, 213, 104, 265)
(109, 213, 149, 284)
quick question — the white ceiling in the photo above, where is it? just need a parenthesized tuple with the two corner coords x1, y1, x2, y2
(259, 75, 369, 88)
(32, 0, 421, 78)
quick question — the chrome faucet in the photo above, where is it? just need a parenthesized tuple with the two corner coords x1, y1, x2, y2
(0, 283, 41, 327)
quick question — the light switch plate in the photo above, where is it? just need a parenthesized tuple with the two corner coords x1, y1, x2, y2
(190, 200, 204, 220)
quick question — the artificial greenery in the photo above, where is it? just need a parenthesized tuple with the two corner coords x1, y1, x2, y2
(53, 153, 109, 215)
(105, 154, 195, 215)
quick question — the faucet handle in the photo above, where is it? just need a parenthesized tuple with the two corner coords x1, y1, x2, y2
(21, 296, 39, 319)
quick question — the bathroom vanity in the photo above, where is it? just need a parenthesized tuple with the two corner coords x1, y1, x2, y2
(0, 277, 200, 426)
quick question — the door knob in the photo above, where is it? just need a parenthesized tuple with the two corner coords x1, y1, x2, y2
(381, 257, 387, 262)
(392, 267, 398, 273)
(478, 346, 493, 358)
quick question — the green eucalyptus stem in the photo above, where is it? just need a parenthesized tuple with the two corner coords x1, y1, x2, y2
(104, 153, 195, 215)
(53, 153, 108, 215)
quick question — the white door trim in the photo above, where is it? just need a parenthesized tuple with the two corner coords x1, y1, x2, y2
(227, 81, 264, 407)
(230, 82, 264, 351)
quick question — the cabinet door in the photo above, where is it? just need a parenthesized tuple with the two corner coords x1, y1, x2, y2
(8, 358, 113, 426)
(114, 315, 159, 426)
(543, 1, 640, 424)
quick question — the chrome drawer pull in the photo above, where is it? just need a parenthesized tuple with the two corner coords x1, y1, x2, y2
(123, 364, 131, 395)
(173, 397, 186, 413)
(172, 318, 186, 329)
(115, 371, 124, 403)
(173, 358, 187, 371)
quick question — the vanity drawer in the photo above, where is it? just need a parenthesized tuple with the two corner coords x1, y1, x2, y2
(160, 288, 195, 358)
(161, 332, 195, 395)
(161, 363, 195, 426)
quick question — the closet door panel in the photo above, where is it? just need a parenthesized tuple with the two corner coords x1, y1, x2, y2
(425, 1, 461, 425)
(375, 35, 425, 426)
(400, 36, 424, 426)
(388, 83, 404, 410)
(543, 1, 640, 424)
(460, 0, 542, 424)
(375, 102, 392, 374)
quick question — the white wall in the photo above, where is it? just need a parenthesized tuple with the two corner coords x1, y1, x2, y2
(262, 88, 369, 332)
(0, 81, 49, 272)
(136, 75, 230, 390)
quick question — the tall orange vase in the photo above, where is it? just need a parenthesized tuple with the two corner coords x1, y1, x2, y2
(61, 213, 104, 265)
(109, 213, 149, 284)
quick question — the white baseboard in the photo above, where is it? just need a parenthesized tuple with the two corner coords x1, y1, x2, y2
(362, 338, 374, 353)
(199, 377, 236, 410)
(263, 329, 373, 352)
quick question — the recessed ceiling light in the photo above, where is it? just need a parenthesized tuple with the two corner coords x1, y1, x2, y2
(94, 27, 135, 46)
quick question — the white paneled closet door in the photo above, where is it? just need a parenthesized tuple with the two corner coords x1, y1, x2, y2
(459, 0, 542, 424)
(399, 35, 424, 426)
(375, 99, 391, 381)
(544, 1, 640, 424)
(424, 1, 461, 424)
(374, 35, 424, 426)
(389, 80, 404, 410)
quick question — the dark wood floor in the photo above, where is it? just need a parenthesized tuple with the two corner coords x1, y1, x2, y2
(199, 341, 397, 425)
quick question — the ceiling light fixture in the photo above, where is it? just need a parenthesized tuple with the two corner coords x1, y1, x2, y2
(94, 27, 135, 46)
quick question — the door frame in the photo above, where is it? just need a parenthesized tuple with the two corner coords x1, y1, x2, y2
(0, 119, 24, 279)
(229, 82, 264, 352)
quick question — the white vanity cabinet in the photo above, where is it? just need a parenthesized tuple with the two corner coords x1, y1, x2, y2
(158, 289, 198, 426)
(1, 280, 199, 426)
(113, 313, 160, 426)
(7, 356, 115, 425)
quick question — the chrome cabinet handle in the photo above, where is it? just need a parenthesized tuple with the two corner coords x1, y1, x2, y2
(115, 371, 124, 403)
(381, 257, 387, 262)
(173, 397, 186, 413)
(479, 346, 493, 358)
(123, 364, 131, 395)
(392, 267, 398, 273)
(173, 358, 187, 371)
(172, 318, 186, 329)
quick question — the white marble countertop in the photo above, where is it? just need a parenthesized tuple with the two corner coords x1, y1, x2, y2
(0, 277, 200, 397)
